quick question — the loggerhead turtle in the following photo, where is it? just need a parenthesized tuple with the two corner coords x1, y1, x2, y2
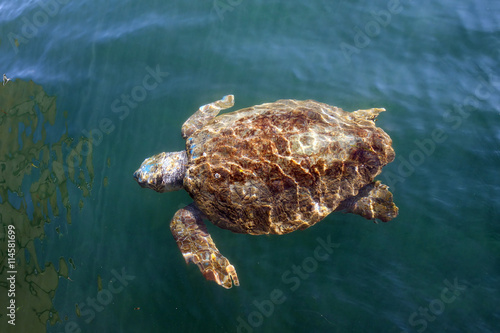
(134, 95, 398, 289)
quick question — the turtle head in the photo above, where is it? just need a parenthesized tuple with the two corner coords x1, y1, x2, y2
(133, 151, 187, 193)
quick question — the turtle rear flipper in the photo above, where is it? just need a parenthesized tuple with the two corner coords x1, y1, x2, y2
(170, 203, 239, 288)
(335, 181, 398, 222)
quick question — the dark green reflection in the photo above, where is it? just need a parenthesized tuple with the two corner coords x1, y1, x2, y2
(0, 79, 94, 332)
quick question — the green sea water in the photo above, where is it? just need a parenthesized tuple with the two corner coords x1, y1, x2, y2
(0, 1, 499, 332)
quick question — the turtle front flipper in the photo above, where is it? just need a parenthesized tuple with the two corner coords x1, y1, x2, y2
(335, 181, 399, 222)
(170, 203, 239, 288)
(181, 95, 235, 139)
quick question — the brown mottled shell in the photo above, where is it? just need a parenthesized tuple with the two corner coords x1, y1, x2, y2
(184, 99, 395, 235)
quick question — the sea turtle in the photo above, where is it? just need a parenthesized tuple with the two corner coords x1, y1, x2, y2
(134, 95, 398, 289)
